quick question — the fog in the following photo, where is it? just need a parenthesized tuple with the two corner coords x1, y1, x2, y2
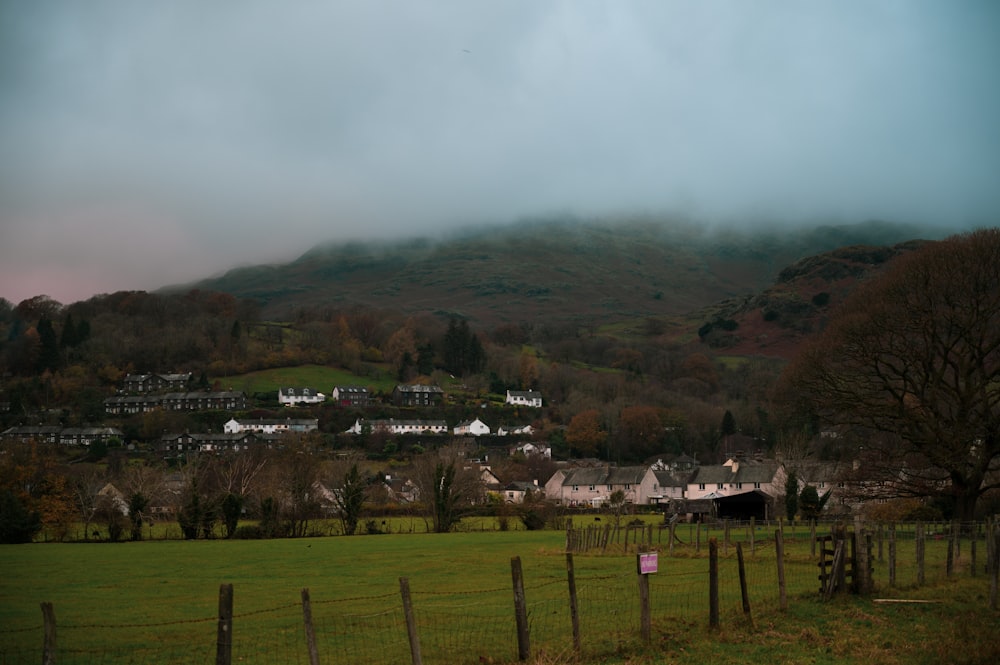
(1, 1, 998, 304)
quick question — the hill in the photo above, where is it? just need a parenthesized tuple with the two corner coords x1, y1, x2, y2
(691, 240, 928, 359)
(171, 217, 951, 330)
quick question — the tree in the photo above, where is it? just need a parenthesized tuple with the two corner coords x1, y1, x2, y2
(443, 318, 486, 377)
(127, 492, 149, 541)
(782, 230, 1000, 521)
(720, 410, 736, 437)
(0, 489, 42, 543)
(334, 464, 368, 536)
(220, 493, 243, 539)
(566, 409, 607, 458)
(617, 405, 665, 462)
(784, 471, 799, 521)
(35, 316, 61, 372)
(412, 446, 482, 533)
(799, 485, 830, 524)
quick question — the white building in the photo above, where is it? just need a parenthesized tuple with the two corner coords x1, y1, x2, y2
(454, 418, 491, 437)
(278, 387, 326, 407)
(224, 418, 318, 434)
(505, 390, 542, 408)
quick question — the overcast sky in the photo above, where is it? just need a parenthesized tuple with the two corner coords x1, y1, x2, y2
(2, 1, 998, 305)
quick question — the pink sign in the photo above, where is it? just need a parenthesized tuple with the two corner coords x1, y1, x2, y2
(638, 552, 658, 575)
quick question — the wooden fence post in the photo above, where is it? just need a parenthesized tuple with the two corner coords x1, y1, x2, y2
(889, 524, 897, 588)
(775, 529, 787, 611)
(916, 522, 926, 587)
(511, 556, 530, 661)
(399, 578, 423, 665)
(737, 543, 753, 627)
(216, 583, 233, 665)
(708, 538, 719, 629)
(971, 536, 977, 577)
(565, 553, 581, 654)
(41, 602, 56, 665)
(637, 554, 651, 644)
(990, 531, 999, 611)
(877, 522, 884, 562)
(301, 589, 320, 665)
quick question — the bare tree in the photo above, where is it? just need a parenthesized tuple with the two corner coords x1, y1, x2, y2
(411, 444, 484, 533)
(781, 230, 1000, 521)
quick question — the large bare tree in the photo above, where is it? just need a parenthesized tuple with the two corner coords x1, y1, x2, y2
(782, 230, 1000, 520)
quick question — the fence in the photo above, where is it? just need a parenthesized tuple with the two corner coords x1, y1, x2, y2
(5, 519, 999, 665)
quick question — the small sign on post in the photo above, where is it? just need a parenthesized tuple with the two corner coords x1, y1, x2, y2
(637, 551, 658, 575)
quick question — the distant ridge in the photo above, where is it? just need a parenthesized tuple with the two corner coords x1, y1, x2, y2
(169, 217, 954, 328)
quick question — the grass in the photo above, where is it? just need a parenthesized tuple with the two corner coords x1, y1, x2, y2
(219, 363, 398, 395)
(2, 526, 997, 664)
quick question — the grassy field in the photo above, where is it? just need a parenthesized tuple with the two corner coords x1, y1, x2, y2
(219, 363, 398, 395)
(3, 523, 997, 664)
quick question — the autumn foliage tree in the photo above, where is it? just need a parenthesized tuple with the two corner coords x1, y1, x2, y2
(566, 409, 607, 458)
(781, 230, 1000, 521)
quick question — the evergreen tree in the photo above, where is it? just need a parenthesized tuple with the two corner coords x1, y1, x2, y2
(0, 490, 42, 544)
(59, 314, 77, 348)
(36, 316, 61, 372)
(784, 471, 799, 521)
(720, 410, 736, 437)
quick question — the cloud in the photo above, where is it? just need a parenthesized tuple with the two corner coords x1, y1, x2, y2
(1, 1, 998, 304)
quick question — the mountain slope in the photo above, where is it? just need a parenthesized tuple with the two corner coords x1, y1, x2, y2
(175, 217, 952, 328)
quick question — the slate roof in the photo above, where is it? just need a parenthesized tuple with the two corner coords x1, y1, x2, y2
(560, 466, 650, 486)
(691, 461, 780, 485)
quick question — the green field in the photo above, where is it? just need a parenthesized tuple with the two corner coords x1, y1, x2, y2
(219, 363, 398, 396)
(3, 524, 996, 664)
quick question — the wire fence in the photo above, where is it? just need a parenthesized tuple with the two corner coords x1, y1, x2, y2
(4, 519, 998, 665)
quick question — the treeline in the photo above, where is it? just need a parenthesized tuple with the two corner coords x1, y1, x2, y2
(0, 438, 555, 544)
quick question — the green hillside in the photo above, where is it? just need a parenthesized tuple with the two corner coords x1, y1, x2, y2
(173, 218, 951, 329)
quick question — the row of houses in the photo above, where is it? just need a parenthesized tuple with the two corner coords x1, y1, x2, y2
(1, 426, 124, 446)
(543, 457, 865, 520)
(121, 373, 193, 394)
(292, 385, 543, 409)
(104, 391, 249, 415)
(345, 417, 537, 439)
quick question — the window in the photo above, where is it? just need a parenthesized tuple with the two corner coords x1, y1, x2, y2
(572, 485, 579, 492)
(735, 483, 743, 489)
(588, 485, 595, 491)
(607, 485, 613, 491)
(754, 482, 761, 489)
(698, 483, 706, 491)
(717, 483, 724, 490)
(625, 484, 631, 490)
(818, 482, 826, 488)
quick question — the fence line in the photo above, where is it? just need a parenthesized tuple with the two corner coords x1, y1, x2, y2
(5, 519, 998, 664)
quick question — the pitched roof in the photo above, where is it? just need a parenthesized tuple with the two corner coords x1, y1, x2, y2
(560, 466, 650, 486)
(394, 384, 444, 393)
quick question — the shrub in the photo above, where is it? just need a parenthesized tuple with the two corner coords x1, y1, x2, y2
(234, 525, 264, 539)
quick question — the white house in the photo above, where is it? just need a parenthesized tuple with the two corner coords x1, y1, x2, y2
(501, 481, 540, 504)
(511, 441, 550, 458)
(345, 419, 448, 435)
(224, 418, 318, 434)
(545, 466, 659, 507)
(454, 418, 491, 437)
(497, 424, 535, 437)
(278, 387, 325, 407)
(686, 458, 781, 501)
(505, 390, 542, 408)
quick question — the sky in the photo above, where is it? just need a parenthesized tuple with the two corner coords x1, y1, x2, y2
(2, 1, 999, 305)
